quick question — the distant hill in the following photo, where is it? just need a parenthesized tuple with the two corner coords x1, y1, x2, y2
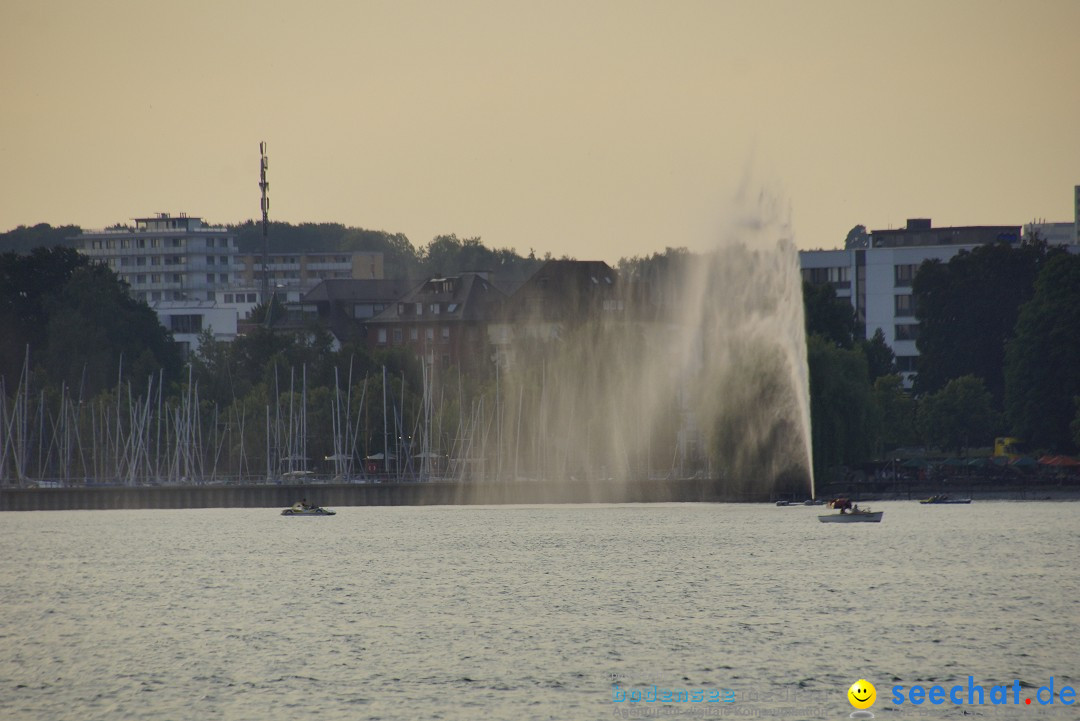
(0, 224, 82, 254)
(2, 220, 549, 282)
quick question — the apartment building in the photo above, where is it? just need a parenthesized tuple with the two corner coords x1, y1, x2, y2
(77, 213, 239, 303)
(800, 219, 1022, 385)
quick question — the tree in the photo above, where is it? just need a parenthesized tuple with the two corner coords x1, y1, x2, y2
(42, 263, 181, 396)
(844, 224, 869, 249)
(1004, 253, 1080, 452)
(1, 247, 179, 394)
(916, 375, 998, 455)
(913, 242, 1054, 405)
(0, 223, 81, 254)
(803, 282, 856, 349)
(872, 374, 917, 454)
(860, 328, 896, 382)
(1071, 397, 1080, 450)
(806, 334, 878, 480)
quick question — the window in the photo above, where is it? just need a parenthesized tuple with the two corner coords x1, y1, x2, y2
(377, 328, 388, 345)
(248, 293, 257, 303)
(415, 302, 423, 316)
(894, 264, 918, 287)
(410, 328, 418, 341)
(136, 257, 146, 266)
(206, 274, 214, 284)
(393, 328, 403, 344)
(801, 266, 850, 286)
(895, 355, 918, 372)
(136, 274, 146, 284)
(430, 303, 440, 315)
(151, 274, 161, 283)
(441, 326, 450, 343)
(398, 303, 406, 315)
(169, 314, 203, 333)
(150, 256, 160, 266)
(219, 274, 229, 283)
(426, 327, 434, 341)
(894, 294, 914, 317)
(895, 324, 920, 341)
(207, 256, 215, 265)
(224, 293, 234, 303)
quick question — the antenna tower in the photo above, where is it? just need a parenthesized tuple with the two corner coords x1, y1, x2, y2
(259, 141, 270, 303)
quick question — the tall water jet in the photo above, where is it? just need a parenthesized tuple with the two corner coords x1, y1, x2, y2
(488, 186, 814, 500)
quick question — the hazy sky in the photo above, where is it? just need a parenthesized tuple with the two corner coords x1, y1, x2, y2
(2, 0, 1078, 261)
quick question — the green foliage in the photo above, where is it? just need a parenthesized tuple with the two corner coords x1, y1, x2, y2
(802, 282, 857, 349)
(860, 328, 896, 382)
(913, 242, 1055, 405)
(844, 224, 869, 249)
(916, 375, 999, 454)
(872, 374, 917, 453)
(1072, 398, 1080, 450)
(0, 223, 81, 254)
(1004, 253, 1080, 452)
(421, 234, 543, 282)
(806, 334, 877, 479)
(0, 247, 180, 395)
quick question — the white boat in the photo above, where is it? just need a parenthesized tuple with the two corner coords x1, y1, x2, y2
(281, 504, 336, 516)
(818, 510, 883, 523)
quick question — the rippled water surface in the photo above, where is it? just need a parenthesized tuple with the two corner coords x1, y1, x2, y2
(1, 501, 1077, 720)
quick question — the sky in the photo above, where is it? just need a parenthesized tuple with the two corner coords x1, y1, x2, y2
(2, 0, 1078, 262)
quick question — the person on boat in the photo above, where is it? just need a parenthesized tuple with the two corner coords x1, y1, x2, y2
(852, 503, 860, 513)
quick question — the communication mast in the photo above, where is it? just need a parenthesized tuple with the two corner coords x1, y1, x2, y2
(259, 141, 270, 303)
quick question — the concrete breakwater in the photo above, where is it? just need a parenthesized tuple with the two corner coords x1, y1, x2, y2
(0, 478, 749, 511)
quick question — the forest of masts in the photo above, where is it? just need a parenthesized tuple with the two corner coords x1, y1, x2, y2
(1, 346, 696, 487)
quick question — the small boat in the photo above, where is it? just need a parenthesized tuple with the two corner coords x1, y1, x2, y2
(918, 495, 971, 504)
(818, 510, 883, 523)
(281, 503, 336, 516)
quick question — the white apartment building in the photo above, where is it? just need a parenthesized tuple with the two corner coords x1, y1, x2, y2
(77, 213, 240, 303)
(800, 219, 1023, 386)
(76, 213, 245, 357)
(237, 251, 385, 302)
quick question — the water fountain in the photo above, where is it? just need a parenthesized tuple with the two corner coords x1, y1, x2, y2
(480, 187, 814, 502)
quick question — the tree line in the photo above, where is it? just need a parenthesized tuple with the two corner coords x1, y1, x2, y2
(2, 233, 1079, 486)
(804, 239, 1080, 482)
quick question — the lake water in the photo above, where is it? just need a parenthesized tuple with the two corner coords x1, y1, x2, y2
(1, 501, 1077, 720)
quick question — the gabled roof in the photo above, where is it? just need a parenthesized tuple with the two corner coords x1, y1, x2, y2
(367, 272, 506, 325)
(500, 259, 618, 321)
(302, 278, 411, 303)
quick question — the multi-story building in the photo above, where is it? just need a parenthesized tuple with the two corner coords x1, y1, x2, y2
(800, 219, 1022, 385)
(237, 251, 384, 302)
(365, 272, 507, 372)
(77, 213, 239, 303)
(75, 213, 245, 357)
(266, 278, 411, 349)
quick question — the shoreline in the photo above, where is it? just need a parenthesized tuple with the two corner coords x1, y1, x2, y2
(3, 477, 1079, 511)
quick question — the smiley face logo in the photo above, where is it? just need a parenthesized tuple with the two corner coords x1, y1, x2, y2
(848, 679, 876, 709)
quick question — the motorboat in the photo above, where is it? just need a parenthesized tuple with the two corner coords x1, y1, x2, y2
(818, 510, 883, 523)
(918, 495, 971, 504)
(281, 503, 336, 516)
